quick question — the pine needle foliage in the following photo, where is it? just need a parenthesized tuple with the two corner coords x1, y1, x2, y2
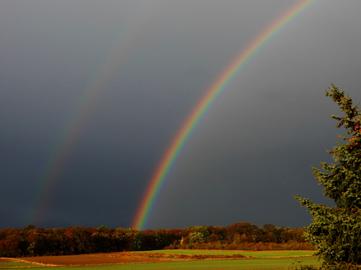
(296, 85, 361, 269)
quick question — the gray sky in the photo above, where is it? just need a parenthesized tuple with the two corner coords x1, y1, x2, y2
(1, 0, 361, 228)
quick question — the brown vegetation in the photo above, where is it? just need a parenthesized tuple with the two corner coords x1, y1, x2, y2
(12, 252, 246, 266)
(0, 222, 313, 257)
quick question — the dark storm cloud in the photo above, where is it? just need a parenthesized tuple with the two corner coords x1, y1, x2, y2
(1, 0, 361, 228)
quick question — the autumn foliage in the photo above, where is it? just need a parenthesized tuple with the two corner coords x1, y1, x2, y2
(0, 222, 312, 257)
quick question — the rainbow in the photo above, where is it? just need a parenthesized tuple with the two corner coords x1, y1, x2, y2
(29, 4, 157, 224)
(30, 43, 132, 224)
(132, 0, 312, 230)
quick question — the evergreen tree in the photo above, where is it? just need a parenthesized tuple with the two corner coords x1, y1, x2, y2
(297, 85, 361, 269)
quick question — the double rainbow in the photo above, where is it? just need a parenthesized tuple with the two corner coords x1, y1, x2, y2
(132, 0, 312, 230)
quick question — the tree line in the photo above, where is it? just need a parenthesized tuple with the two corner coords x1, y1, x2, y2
(0, 222, 311, 257)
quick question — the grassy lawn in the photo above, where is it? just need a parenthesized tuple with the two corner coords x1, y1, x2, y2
(0, 250, 320, 270)
(53, 257, 318, 270)
(0, 261, 37, 269)
(143, 249, 315, 258)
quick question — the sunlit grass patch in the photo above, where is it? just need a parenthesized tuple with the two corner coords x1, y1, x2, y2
(0, 260, 36, 269)
(143, 249, 315, 258)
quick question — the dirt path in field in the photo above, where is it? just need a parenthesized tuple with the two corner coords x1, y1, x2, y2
(15, 252, 246, 266)
(0, 257, 58, 267)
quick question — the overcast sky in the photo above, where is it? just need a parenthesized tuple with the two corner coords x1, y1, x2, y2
(1, 0, 361, 229)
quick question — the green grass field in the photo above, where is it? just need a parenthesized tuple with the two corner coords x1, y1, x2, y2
(143, 249, 315, 258)
(0, 261, 34, 269)
(0, 250, 320, 270)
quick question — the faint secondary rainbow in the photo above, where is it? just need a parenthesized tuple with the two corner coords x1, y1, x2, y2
(29, 40, 134, 224)
(29, 0, 163, 224)
(132, 0, 312, 230)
